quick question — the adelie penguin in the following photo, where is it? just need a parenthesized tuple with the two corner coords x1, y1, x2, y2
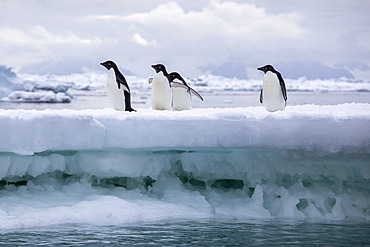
(167, 72, 203, 111)
(100, 60, 136, 112)
(257, 65, 287, 112)
(149, 64, 172, 110)
(149, 64, 203, 111)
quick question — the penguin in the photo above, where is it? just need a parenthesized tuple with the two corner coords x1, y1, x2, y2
(150, 64, 172, 110)
(148, 68, 204, 111)
(167, 72, 203, 111)
(100, 60, 136, 112)
(257, 65, 287, 112)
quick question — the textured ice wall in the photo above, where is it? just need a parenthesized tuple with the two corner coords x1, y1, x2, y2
(0, 147, 368, 227)
(0, 104, 369, 227)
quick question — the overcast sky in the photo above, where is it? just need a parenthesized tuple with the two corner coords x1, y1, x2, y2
(0, 0, 369, 79)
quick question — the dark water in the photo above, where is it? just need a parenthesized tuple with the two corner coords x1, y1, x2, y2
(1, 220, 369, 246)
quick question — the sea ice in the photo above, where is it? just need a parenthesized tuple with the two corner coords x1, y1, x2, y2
(0, 104, 369, 155)
(0, 104, 369, 228)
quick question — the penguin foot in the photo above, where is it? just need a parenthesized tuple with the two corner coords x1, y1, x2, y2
(126, 108, 137, 112)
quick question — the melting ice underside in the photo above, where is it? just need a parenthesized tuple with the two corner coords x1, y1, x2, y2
(0, 104, 369, 229)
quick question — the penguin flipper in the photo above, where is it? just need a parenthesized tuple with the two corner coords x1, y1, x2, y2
(281, 83, 287, 102)
(118, 83, 130, 93)
(171, 82, 204, 101)
(148, 78, 153, 84)
(171, 81, 188, 89)
(276, 72, 287, 101)
(116, 74, 130, 93)
(188, 87, 203, 101)
(260, 89, 263, 103)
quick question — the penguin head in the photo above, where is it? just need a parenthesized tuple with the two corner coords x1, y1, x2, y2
(100, 60, 117, 70)
(151, 64, 167, 74)
(168, 72, 185, 84)
(257, 65, 276, 74)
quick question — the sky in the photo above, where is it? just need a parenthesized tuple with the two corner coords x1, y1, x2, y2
(0, 0, 369, 79)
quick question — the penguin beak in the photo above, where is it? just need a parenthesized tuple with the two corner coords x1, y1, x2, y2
(257, 67, 263, 71)
(151, 65, 155, 68)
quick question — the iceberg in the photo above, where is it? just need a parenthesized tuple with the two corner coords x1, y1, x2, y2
(3, 91, 72, 103)
(19, 72, 370, 93)
(0, 104, 369, 229)
(0, 66, 75, 103)
(0, 66, 24, 98)
(23, 80, 74, 93)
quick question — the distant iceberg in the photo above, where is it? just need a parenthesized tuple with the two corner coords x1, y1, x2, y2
(0, 65, 74, 103)
(23, 80, 74, 93)
(0, 66, 23, 98)
(20, 72, 370, 94)
(3, 91, 71, 103)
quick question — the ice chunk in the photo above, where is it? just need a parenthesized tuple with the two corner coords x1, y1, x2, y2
(3, 91, 72, 103)
(23, 80, 74, 93)
(0, 66, 23, 97)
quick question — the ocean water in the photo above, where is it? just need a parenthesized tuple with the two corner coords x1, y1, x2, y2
(1, 220, 369, 246)
(0, 89, 370, 246)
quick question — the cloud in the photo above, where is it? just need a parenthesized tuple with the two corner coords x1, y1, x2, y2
(0, 25, 104, 70)
(131, 33, 157, 46)
(0, 26, 101, 45)
(0, 0, 368, 78)
(114, 1, 308, 76)
(123, 1, 306, 41)
(0, 28, 34, 44)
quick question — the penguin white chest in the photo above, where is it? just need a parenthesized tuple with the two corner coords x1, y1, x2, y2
(151, 72, 172, 110)
(172, 84, 191, 111)
(262, 71, 286, 112)
(106, 68, 125, 111)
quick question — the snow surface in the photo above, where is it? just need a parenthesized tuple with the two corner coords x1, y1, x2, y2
(0, 104, 369, 156)
(0, 104, 369, 229)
